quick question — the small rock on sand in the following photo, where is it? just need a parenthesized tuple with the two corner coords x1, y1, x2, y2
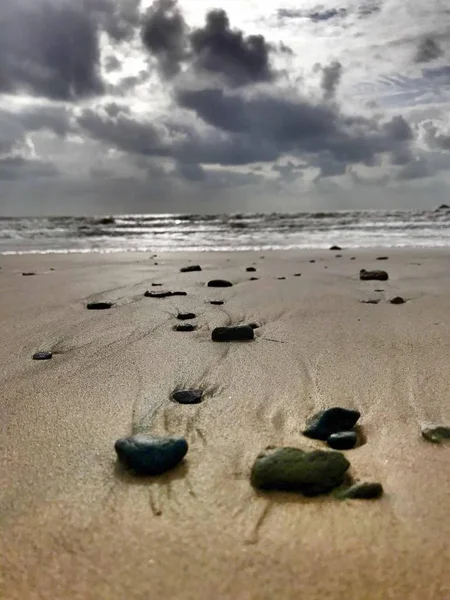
(421, 424, 450, 444)
(180, 265, 202, 272)
(293, 273, 302, 277)
(86, 301, 113, 310)
(32, 351, 53, 360)
(246, 267, 256, 272)
(152, 283, 163, 286)
(338, 482, 383, 499)
(247, 322, 260, 329)
(249, 277, 259, 281)
(335, 254, 342, 258)
(172, 389, 203, 404)
(330, 245, 342, 251)
(376, 257, 389, 261)
(251, 447, 350, 495)
(360, 269, 389, 281)
(145, 290, 187, 298)
(177, 312, 196, 320)
(277, 277, 286, 280)
(212, 325, 254, 342)
(115, 434, 188, 475)
(207, 279, 233, 287)
(390, 296, 405, 304)
(209, 300, 224, 305)
(174, 324, 196, 332)
(350, 257, 356, 260)
(309, 260, 316, 263)
(22, 272, 36, 276)
(327, 431, 357, 450)
(303, 407, 361, 441)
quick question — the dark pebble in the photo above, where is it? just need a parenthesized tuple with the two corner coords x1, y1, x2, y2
(251, 447, 350, 496)
(152, 283, 163, 287)
(86, 302, 113, 310)
(335, 254, 342, 258)
(154, 262, 158, 265)
(350, 257, 356, 260)
(145, 290, 187, 298)
(249, 277, 259, 281)
(303, 407, 361, 441)
(172, 291, 187, 296)
(22, 272, 36, 276)
(32, 351, 53, 361)
(212, 325, 254, 342)
(246, 267, 257, 272)
(174, 324, 196, 332)
(172, 389, 203, 404)
(180, 265, 202, 272)
(376, 257, 389, 261)
(309, 260, 316, 263)
(207, 280, 233, 287)
(247, 322, 260, 329)
(177, 312, 196, 320)
(390, 296, 405, 304)
(330, 245, 342, 251)
(209, 300, 224, 305)
(360, 269, 388, 281)
(115, 434, 188, 475)
(361, 299, 380, 304)
(277, 277, 286, 280)
(374, 289, 384, 292)
(327, 431, 357, 450)
(421, 423, 450, 444)
(293, 273, 302, 277)
(339, 482, 383, 500)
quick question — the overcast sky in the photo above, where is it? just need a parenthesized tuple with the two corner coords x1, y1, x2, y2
(0, 0, 449, 215)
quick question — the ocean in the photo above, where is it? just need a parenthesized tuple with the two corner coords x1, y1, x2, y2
(1, 209, 450, 254)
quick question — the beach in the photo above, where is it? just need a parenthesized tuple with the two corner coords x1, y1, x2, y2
(1, 249, 449, 600)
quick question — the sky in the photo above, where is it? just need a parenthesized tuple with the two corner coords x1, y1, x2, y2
(0, 0, 450, 215)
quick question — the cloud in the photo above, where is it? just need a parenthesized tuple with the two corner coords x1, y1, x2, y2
(105, 55, 122, 72)
(93, 0, 141, 42)
(415, 37, 443, 63)
(0, 156, 59, 181)
(277, 7, 348, 22)
(422, 121, 450, 150)
(320, 61, 343, 99)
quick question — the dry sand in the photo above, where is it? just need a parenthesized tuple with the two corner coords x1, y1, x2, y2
(1, 249, 449, 600)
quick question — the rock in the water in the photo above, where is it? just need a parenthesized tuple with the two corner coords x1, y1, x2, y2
(22, 272, 36, 276)
(251, 447, 350, 495)
(172, 389, 203, 404)
(330, 245, 342, 251)
(209, 300, 224, 305)
(33, 351, 52, 360)
(115, 434, 188, 475)
(86, 301, 113, 310)
(360, 269, 388, 281)
(390, 296, 405, 304)
(246, 267, 256, 272)
(303, 407, 361, 441)
(207, 279, 233, 287)
(180, 265, 202, 272)
(421, 424, 450, 444)
(376, 256, 389, 261)
(339, 482, 383, 499)
(211, 325, 254, 342)
(327, 431, 357, 450)
(174, 323, 196, 332)
(177, 312, 196, 320)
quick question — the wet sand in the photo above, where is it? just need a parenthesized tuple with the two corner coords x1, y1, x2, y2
(1, 249, 450, 600)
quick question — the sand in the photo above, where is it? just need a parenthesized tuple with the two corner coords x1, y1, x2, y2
(1, 249, 449, 600)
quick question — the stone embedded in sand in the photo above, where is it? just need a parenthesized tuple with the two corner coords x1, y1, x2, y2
(421, 424, 450, 444)
(174, 323, 196, 332)
(339, 482, 383, 500)
(251, 447, 350, 495)
(211, 325, 254, 342)
(115, 434, 188, 475)
(303, 407, 361, 441)
(376, 257, 389, 261)
(207, 279, 233, 287)
(361, 299, 380, 304)
(180, 265, 202, 272)
(209, 300, 224, 305)
(277, 277, 286, 280)
(330, 245, 342, 251)
(172, 291, 187, 296)
(335, 254, 342, 258)
(22, 272, 36, 276)
(309, 260, 316, 263)
(390, 296, 405, 304)
(86, 301, 113, 310)
(327, 431, 357, 450)
(172, 389, 203, 404)
(360, 269, 389, 281)
(374, 289, 384, 292)
(177, 312, 196, 320)
(246, 267, 257, 272)
(145, 290, 186, 298)
(33, 351, 53, 361)
(152, 283, 163, 287)
(248, 322, 260, 329)
(293, 273, 302, 277)
(350, 257, 356, 260)
(249, 277, 259, 281)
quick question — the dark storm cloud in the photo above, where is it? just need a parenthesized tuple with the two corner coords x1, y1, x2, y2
(93, 0, 141, 42)
(0, 0, 103, 100)
(415, 37, 443, 63)
(105, 56, 122, 72)
(423, 122, 450, 151)
(141, 0, 188, 78)
(320, 61, 343, 99)
(0, 156, 59, 181)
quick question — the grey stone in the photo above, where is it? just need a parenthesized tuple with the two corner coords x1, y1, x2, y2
(115, 434, 188, 475)
(251, 447, 350, 496)
(172, 389, 203, 404)
(339, 482, 383, 499)
(180, 265, 202, 272)
(33, 351, 52, 360)
(211, 325, 254, 342)
(207, 280, 233, 287)
(421, 424, 450, 444)
(360, 269, 389, 281)
(327, 431, 357, 450)
(86, 302, 113, 310)
(303, 407, 361, 441)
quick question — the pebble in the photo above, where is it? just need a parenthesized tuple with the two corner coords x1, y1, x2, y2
(360, 269, 389, 281)
(293, 273, 302, 277)
(172, 389, 203, 404)
(421, 423, 450, 444)
(390, 296, 405, 304)
(174, 324, 196, 332)
(32, 351, 53, 360)
(177, 312, 196, 320)
(327, 431, 357, 450)
(246, 267, 257, 272)
(350, 257, 356, 260)
(209, 300, 224, 305)
(151, 283, 163, 287)
(251, 447, 350, 496)
(339, 482, 383, 500)
(247, 322, 260, 329)
(361, 299, 380, 304)
(144, 290, 186, 298)
(309, 260, 316, 263)
(330, 245, 342, 251)
(211, 325, 254, 342)
(376, 257, 389, 261)
(303, 407, 361, 441)
(22, 272, 36, 276)
(115, 434, 188, 475)
(249, 277, 259, 281)
(180, 265, 202, 272)
(277, 277, 286, 280)
(207, 280, 233, 287)
(335, 254, 342, 258)
(86, 302, 113, 310)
